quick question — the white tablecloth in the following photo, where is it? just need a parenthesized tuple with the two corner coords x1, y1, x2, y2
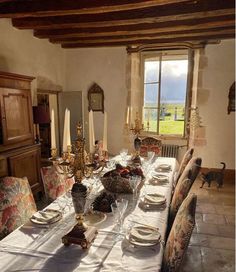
(0, 157, 177, 272)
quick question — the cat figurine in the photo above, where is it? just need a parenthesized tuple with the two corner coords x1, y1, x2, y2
(200, 162, 226, 188)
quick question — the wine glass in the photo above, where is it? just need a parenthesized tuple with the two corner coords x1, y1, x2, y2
(129, 176, 142, 202)
(115, 198, 128, 232)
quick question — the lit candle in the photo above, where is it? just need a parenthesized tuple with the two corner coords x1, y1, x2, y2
(103, 111, 108, 151)
(50, 109, 56, 149)
(147, 109, 150, 123)
(67, 109, 71, 147)
(126, 106, 130, 124)
(62, 109, 68, 153)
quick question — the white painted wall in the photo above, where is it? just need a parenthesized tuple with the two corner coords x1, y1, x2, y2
(64, 47, 127, 155)
(0, 19, 65, 98)
(195, 40, 235, 169)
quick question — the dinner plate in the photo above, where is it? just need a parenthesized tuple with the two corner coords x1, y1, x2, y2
(144, 193, 166, 205)
(150, 174, 169, 185)
(126, 226, 161, 247)
(84, 211, 107, 226)
(30, 209, 62, 225)
(156, 164, 171, 171)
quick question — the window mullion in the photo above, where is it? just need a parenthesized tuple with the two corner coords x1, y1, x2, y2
(157, 55, 162, 134)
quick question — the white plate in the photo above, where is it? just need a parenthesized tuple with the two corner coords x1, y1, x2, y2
(157, 164, 171, 171)
(30, 209, 62, 225)
(84, 211, 107, 226)
(144, 193, 166, 204)
(126, 226, 161, 247)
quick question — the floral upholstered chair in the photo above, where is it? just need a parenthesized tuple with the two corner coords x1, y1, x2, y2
(140, 136, 162, 157)
(0, 176, 37, 240)
(41, 165, 75, 202)
(162, 193, 197, 272)
(168, 157, 201, 230)
(174, 148, 194, 187)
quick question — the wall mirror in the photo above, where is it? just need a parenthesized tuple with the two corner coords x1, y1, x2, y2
(88, 83, 104, 112)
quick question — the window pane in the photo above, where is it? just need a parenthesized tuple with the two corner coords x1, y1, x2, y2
(144, 61, 159, 83)
(143, 108, 158, 133)
(144, 83, 159, 106)
(159, 60, 188, 135)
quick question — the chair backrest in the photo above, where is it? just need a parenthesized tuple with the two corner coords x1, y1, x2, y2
(0, 176, 37, 240)
(162, 193, 197, 272)
(140, 136, 162, 157)
(41, 165, 75, 201)
(169, 157, 201, 228)
(175, 148, 194, 185)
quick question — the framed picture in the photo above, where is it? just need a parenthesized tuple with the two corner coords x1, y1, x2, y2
(88, 83, 104, 112)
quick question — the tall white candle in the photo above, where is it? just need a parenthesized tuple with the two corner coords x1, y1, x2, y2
(62, 108, 68, 153)
(89, 110, 95, 153)
(50, 109, 56, 149)
(126, 106, 130, 124)
(103, 111, 108, 151)
(67, 109, 71, 147)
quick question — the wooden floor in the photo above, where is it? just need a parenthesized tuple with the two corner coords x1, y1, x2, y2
(182, 178, 235, 272)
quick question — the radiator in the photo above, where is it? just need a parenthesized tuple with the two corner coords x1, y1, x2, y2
(161, 144, 179, 158)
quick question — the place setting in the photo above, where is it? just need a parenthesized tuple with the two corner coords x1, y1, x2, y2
(155, 164, 172, 173)
(125, 222, 162, 248)
(149, 174, 169, 186)
(139, 193, 167, 211)
(30, 209, 63, 225)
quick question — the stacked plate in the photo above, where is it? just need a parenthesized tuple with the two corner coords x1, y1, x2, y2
(30, 209, 62, 225)
(156, 164, 171, 172)
(126, 225, 161, 247)
(149, 174, 169, 185)
(139, 193, 166, 210)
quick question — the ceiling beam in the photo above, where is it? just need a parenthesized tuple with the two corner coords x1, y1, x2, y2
(0, 0, 193, 18)
(11, 3, 235, 30)
(34, 17, 235, 39)
(52, 28, 235, 44)
(61, 33, 234, 48)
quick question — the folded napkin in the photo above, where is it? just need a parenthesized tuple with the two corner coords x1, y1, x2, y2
(144, 194, 166, 205)
(31, 209, 61, 224)
(156, 164, 171, 172)
(130, 226, 160, 243)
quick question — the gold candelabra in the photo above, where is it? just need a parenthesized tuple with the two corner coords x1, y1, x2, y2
(50, 123, 93, 183)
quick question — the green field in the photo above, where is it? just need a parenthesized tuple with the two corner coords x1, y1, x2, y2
(143, 103, 185, 135)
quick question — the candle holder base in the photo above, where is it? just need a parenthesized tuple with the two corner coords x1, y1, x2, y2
(62, 218, 97, 249)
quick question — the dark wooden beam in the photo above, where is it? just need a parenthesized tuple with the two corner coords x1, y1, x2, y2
(0, 0, 193, 18)
(12, 2, 235, 30)
(61, 32, 235, 48)
(51, 28, 235, 44)
(34, 17, 235, 39)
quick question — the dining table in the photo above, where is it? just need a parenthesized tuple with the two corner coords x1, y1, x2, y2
(0, 156, 178, 272)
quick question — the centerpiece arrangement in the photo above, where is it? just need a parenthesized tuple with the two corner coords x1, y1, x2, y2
(101, 163, 144, 194)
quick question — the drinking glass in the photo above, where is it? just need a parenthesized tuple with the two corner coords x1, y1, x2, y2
(129, 176, 142, 203)
(115, 198, 128, 232)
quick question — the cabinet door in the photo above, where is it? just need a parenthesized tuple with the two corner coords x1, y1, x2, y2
(9, 146, 42, 194)
(0, 88, 34, 147)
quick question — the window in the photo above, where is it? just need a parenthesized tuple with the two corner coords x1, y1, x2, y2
(142, 50, 189, 137)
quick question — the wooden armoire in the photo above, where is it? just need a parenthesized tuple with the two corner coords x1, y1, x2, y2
(0, 71, 42, 196)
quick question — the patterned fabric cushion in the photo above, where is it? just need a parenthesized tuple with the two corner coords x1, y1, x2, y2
(0, 176, 37, 240)
(41, 166, 75, 201)
(169, 157, 201, 228)
(140, 137, 162, 157)
(162, 194, 197, 272)
(175, 148, 194, 185)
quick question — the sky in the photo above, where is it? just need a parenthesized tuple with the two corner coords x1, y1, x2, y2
(144, 60, 188, 104)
